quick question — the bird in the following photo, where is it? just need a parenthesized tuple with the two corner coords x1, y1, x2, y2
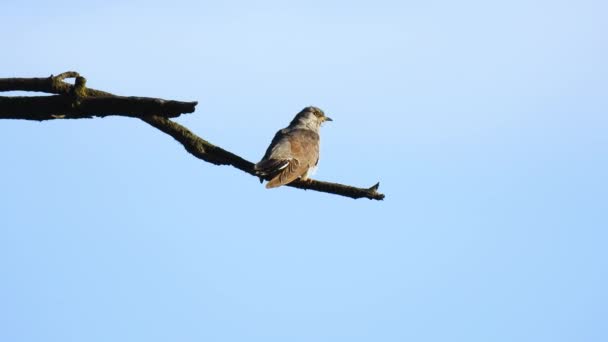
(254, 106, 332, 188)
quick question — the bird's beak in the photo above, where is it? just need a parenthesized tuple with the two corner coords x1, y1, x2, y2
(324, 116, 333, 122)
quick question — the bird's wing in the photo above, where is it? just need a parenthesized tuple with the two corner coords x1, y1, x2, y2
(262, 128, 291, 160)
(254, 128, 292, 179)
(254, 158, 290, 178)
(264, 129, 319, 188)
(265, 158, 304, 188)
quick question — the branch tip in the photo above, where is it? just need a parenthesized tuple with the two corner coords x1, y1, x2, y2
(369, 182, 380, 192)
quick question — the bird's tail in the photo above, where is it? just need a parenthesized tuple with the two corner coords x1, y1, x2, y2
(253, 159, 290, 186)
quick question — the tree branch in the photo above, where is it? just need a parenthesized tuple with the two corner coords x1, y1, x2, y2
(0, 95, 198, 120)
(0, 72, 385, 200)
(0, 72, 110, 96)
(0, 72, 196, 120)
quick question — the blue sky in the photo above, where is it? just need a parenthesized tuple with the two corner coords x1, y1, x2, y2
(1, 0, 607, 341)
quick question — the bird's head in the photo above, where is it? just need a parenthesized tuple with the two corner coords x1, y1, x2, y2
(289, 106, 332, 131)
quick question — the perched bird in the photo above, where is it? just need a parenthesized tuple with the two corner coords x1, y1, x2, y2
(254, 106, 332, 188)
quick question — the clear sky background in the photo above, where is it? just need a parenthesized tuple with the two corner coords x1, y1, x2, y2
(1, 0, 607, 341)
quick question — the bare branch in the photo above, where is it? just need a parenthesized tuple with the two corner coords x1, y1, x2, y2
(0, 72, 385, 200)
(0, 73, 196, 120)
(1, 72, 117, 97)
(0, 95, 198, 120)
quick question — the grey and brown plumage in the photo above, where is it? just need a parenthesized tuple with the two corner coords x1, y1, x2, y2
(254, 106, 332, 188)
